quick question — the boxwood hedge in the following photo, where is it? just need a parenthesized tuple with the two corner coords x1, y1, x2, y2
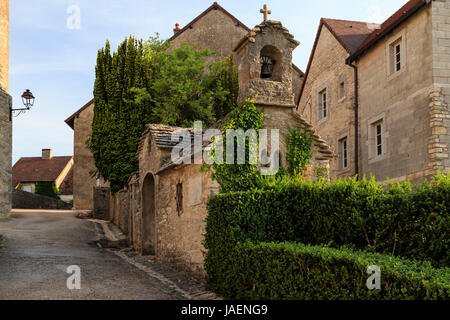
(206, 175, 449, 267)
(204, 174, 450, 299)
(231, 241, 449, 300)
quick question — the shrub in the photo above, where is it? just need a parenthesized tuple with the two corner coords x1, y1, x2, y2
(206, 174, 450, 267)
(35, 182, 59, 199)
(230, 241, 449, 300)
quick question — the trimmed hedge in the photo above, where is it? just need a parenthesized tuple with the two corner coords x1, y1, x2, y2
(204, 174, 450, 299)
(206, 175, 449, 267)
(232, 242, 449, 300)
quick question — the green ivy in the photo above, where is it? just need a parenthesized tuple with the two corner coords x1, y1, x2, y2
(88, 35, 239, 192)
(285, 126, 313, 176)
(211, 100, 264, 193)
(35, 182, 59, 199)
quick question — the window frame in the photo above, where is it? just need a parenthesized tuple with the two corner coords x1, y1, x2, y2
(367, 113, 388, 164)
(318, 88, 328, 121)
(338, 80, 346, 101)
(386, 31, 406, 79)
(338, 136, 349, 170)
(374, 121, 383, 157)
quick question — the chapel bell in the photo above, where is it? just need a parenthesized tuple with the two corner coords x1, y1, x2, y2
(260, 55, 274, 79)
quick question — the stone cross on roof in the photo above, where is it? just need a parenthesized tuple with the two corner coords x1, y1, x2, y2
(260, 4, 271, 21)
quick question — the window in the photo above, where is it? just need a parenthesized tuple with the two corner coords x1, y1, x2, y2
(318, 89, 327, 120)
(338, 137, 348, 169)
(374, 121, 383, 157)
(394, 43, 401, 72)
(176, 183, 183, 216)
(389, 38, 402, 74)
(339, 81, 345, 100)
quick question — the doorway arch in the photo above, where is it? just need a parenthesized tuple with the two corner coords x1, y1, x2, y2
(141, 173, 156, 255)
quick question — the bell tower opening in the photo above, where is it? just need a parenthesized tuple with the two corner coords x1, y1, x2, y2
(260, 45, 282, 82)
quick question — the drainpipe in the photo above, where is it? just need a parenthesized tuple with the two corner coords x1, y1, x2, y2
(346, 60, 359, 179)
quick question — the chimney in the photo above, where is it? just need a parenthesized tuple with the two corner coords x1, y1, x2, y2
(42, 149, 53, 160)
(173, 23, 180, 35)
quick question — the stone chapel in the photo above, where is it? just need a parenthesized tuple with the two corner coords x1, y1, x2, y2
(116, 9, 334, 277)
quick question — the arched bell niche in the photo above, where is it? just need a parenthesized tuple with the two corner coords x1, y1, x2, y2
(260, 45, 282, 82)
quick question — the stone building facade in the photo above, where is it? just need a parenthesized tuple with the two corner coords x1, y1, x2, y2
(65, 100, 108, 210)
(0, 0, 10, 219)
(111, 17, 333, 278)
(298, 0, 449, 184)
(297, 19, 375, 179)
(65, 2, 305, 212)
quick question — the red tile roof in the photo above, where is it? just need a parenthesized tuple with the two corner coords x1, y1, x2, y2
(348, 0, 430, 62)
(58, 167, 73, 195)
(322, 18, 377, 55)
(12, 156, 73, 188)
(296, 18, 375, 105)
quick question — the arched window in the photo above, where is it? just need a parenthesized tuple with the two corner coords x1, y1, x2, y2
(260, 45, 282, 81)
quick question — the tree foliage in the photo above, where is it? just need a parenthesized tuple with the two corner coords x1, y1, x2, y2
(211, 100, 264, 193)
(88, 35, 239, 192)
(285, 126, 313, 176)
(88, 37, 153, 192)
(35, 182, 59, 198)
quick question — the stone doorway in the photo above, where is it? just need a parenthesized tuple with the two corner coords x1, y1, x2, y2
(141, 173, 156, 255)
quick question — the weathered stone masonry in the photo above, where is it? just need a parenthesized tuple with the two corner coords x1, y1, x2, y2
(0, 0, 9, 218)
(0, 89, 12, 218)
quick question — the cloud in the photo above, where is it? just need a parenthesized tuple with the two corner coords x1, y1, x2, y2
(11, 61, 92, 76)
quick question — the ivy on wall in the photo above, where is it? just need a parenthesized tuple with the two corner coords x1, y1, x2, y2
(35, 182, 59, 199)
(88, 35, 239, 192)
(211, 100, 264, 193)
(285, 126, 313, 176)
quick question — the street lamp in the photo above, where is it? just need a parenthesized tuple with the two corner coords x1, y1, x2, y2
(10, 89, 35, 120)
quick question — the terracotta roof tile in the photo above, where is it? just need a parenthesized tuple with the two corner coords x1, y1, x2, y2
(322, 18, 377, 55)
(12, 156, 73, 188)
(296, 18, 375, 105)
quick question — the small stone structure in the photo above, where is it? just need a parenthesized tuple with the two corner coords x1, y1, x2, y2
(109, 16, 333, 278)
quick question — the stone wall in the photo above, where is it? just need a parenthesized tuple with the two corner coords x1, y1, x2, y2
(72, 101, 108, 210)
(12, 189, 72, 210)
(0, 0, 8, 92)
(430, 0, 450, 174)
(93, 187, 110, 220)
(357, 6, 434, 184)
(170, 6, 248, 59)
(154, 165, 212, 278)
(297, 26, 356, 179)
(0, 88, 11, 218)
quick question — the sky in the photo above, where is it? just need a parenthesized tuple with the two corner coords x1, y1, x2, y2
(10, 0, 407, 164)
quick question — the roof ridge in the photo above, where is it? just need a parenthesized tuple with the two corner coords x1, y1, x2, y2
(322, 17, 373, 24)
(169, 2, 250, 42)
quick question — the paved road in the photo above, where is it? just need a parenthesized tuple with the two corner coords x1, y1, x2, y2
(0, 210, 178, 300)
